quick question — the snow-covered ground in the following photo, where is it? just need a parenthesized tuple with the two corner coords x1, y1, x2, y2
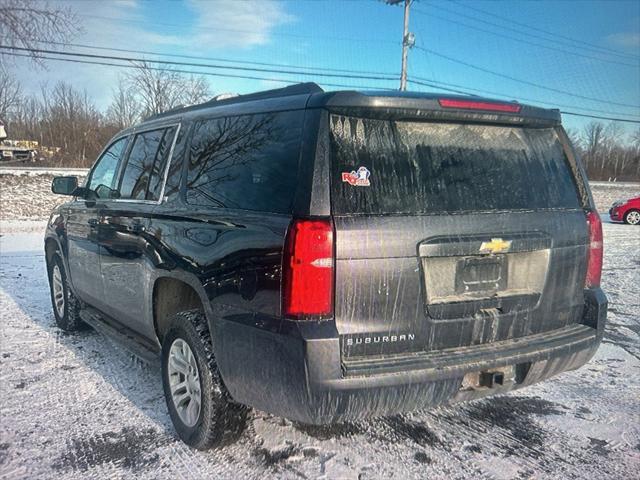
(0, 169, 637, 220)
(0, 216, 638, 479)
(0, 171, 88, 221)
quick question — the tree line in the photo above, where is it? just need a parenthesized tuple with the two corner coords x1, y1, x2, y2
(1, 0, 638, 180)
(567, 123, 640, 182)
(1, 63, 211, 167)
(4, 62, 639, 181)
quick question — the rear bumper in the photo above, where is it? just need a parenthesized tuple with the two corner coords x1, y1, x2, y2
(215, 288, 607, 424)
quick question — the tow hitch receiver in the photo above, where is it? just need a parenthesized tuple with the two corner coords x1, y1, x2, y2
(461, 366, 516, 390)
(480, 371, 505, 388)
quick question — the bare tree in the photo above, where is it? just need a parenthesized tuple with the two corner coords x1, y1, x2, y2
(575, 121, 639, 181)
(125, 62, 187, 117)
(181, 75, 211, 106)
(583, 122, 605, 157)
(0, 67, 22, 121)
(0, 0, 81, 66)
(565, 128, 582, 151)
(125, 63, 211, 117)
(631, 128, 640, 149)
(106, 79, 141, 130)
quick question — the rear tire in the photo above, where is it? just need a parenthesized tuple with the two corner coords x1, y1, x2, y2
(623, 209, 640, 225)
(161, 310, 249, 449)
(47, 252, 83, 331)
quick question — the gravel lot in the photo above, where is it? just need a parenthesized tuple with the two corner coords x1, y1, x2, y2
(0, 172, 639, 479)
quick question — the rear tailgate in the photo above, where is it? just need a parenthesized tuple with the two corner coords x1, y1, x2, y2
(329, 115, 588, 359)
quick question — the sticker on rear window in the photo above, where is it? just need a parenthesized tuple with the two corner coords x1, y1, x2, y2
(342, 166, 371, 187)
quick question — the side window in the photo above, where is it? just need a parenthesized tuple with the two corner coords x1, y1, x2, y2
(148, 126, 179, 201)
(154, 123, 188, 202)
(119, 127, 175, 201)
(88, 136, 128, 199)
(185, 111, 303, 213)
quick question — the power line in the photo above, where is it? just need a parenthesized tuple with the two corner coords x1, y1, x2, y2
(557, 111, 640, 124)
(4, 47, 639, 124)
(414, 45, 640, 110)
(9, 44, 638, 112)
(449, 0, 640, 61)
(31, 39, 398, 77)
(27, 39, 640, 119)
(407, 77, 480, 96)
(0, 51, 391, 91)
(408, 77, 640, 123)
(413, 7, 639, 68)
(409, 76, 640, 118)
(0, 45, 398, 83)
(0, 45, 398, 84)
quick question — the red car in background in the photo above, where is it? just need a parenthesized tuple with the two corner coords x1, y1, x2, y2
(610, 196, 640, 225)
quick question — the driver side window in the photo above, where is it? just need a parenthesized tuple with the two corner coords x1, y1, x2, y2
(87, 136, 128, 198)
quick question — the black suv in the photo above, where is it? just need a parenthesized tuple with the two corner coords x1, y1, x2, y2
(46, 83, 607, 449)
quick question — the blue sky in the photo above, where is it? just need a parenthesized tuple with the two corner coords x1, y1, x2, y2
(12, 0, 640, 132)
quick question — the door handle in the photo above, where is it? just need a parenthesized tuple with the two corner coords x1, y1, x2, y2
(130, 221, 145, 234)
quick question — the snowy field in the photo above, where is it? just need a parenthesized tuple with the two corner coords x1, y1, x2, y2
(0, 168, 637, 220)
(0, 177, 639, 478)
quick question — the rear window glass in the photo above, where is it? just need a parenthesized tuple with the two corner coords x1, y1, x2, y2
(330, 115, 581, 215)
(186, 110, 303, 214)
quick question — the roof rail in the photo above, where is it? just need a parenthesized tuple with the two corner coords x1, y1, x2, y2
(204, 82, 323, 106)
(143, 82, 324, 122)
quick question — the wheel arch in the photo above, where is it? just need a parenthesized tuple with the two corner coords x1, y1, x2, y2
(151, 274, 215, 344)
(44, 237, 59, 266)
(44, 235, 72, 287)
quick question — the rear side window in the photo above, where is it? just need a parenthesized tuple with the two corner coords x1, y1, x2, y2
(157, 123, 189, 202)
(186, 110, 303, 214)
(119, 126, 176, 201)
(330, 115, 581, 215)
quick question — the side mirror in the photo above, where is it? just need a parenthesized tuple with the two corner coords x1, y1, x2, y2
(51, 176, 79, 196)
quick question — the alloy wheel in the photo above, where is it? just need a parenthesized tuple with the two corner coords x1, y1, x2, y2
(52, 264, 65, 318)
(168, 338, 202, 427)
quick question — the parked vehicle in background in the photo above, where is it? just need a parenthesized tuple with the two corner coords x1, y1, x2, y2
(0, 139, 38, 162)
(0, 120, 6, 140)
(45, 83, 607, 450)
(609, 196, 640, 225)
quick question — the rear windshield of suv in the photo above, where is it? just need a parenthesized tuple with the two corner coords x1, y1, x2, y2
(329, 115, 581, 215)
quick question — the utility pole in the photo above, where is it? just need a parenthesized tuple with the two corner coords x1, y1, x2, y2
(387, 0, 415, 91)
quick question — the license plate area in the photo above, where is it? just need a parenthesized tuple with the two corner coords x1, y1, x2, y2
(419, 234, 551, 314)
(455, 255, 507, 294)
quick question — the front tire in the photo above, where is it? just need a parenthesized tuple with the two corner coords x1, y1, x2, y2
(623, 209, 640, 225)
(161, 310, 249, 449)
(47, 252, 83, 331)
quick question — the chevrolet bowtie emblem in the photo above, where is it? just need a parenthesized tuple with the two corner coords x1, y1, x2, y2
(479, 238, 512, 254)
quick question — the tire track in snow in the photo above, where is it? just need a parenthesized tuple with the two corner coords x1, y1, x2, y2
(1, 221, 638, 479)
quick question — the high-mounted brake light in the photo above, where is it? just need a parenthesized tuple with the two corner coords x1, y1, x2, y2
(282, 219, 334, 318)
(585, 211, 603, 288)
(438, 98, 522, 113)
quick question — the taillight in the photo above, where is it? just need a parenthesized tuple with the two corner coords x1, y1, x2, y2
(585, 211, 603, 288)
(282, 218, 334, 319)
(438, 98, 522, 113)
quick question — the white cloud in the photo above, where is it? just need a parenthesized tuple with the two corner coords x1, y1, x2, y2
(186, 0, 295, 50)
(9, 0, 294, 110)
(605, 32, 640, 49)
